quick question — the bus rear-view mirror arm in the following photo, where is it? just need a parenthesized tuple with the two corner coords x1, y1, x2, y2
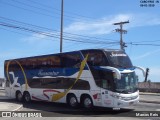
(134, 66, 146, 77)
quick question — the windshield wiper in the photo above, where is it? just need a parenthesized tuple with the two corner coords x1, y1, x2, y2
(116, 89, 129, 94)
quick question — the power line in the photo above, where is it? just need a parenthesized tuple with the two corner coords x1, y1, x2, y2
(26, 0, 97, 20)
(0, 21, 119, 45)
(2, 0, 114, 23)
(1, 1, 119, 43)
(1, 19, 160, 47)
(2, 0, 93, 22)
(130, 40, 160, 43)
(1, 17, 159, 47)
(1, 0, 61, 20)
(1, 20, 160, 48)
(127, 42, 160, 46)
(10, 0, 75, 20)
(0, 16, 119, 43)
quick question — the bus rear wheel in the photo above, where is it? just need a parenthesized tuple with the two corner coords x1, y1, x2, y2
(67, 94, 78, 108)
(16, 91, 23, 102)
(23, 92, 31, 103)
(81, 95, 93, 109)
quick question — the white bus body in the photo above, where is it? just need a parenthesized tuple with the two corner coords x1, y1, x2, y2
(4, 49, 145, 109)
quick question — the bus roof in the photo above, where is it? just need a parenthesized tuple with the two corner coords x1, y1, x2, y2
(5, 48, 123, 62)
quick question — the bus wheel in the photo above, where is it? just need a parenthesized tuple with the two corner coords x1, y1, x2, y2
(82, 95, 93, 109)
(23, 92, 31, 103)
(16, 91, 23, 102)
(67, 94, 78, 108)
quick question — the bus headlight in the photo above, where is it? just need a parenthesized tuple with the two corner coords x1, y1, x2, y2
(110, 94, 120, 99)
(111, 94, 138, 101)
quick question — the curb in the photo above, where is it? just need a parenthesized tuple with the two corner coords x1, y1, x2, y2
(140, 100, 160, 104)
(139, 92, 160, 96)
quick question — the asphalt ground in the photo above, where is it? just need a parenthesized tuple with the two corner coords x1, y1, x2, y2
(0, 89, 23, 111)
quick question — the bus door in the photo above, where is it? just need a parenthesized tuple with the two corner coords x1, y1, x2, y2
(100, 71, 114, 107)
(91, 67, 114, 107)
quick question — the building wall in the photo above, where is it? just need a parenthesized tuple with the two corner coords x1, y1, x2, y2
(138, 82, 160, 93)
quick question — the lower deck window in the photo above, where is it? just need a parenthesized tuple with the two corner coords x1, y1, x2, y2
(28, 78, 90, 90)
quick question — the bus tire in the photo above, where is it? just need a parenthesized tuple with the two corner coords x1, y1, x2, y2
(16, 91, 23, 102)
(81, 95, 93, 109)
(67, 94, 78, 108)
(23, 92, 31, 103)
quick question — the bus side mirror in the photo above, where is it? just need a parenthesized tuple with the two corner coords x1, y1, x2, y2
(134, 66, 146, 77)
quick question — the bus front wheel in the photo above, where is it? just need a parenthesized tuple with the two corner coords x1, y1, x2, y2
(67, 94, 78, 108)
(81, 95, 93, 109)
(23, 92, 31, 103)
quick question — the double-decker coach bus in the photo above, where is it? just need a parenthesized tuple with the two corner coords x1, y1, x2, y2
(4, 49, 145, 109)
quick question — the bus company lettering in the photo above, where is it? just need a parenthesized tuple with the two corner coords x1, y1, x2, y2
(38, 70, 59, 76)
(111, 53, 127, 57)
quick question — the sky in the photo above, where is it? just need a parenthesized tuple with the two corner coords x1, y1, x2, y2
(0, 0, 160, 82)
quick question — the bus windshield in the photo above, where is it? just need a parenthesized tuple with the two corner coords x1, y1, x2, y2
(114, 72, 138, 94)
(105, 50, 133, 68)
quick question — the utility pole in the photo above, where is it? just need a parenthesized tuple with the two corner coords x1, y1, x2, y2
(60, 0, 64, 53)
(113, 21, 129, 51)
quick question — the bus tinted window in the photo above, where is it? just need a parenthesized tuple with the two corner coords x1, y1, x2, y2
(90, 68, 114, 91)
(28, 78, 90, 90)
(82, 50, 109, 66)
(19, 56, 61, 70)
(61, 53, 81, 68)
(8, 61, 19, 71)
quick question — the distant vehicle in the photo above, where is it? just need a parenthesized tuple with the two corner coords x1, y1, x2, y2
(4, 49, 145, 109)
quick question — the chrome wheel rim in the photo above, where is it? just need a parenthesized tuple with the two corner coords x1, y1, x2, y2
(25, 94, 30, 102)
(70, 97, 77, 107)
(84, 98, 92, 108)
(18, 93, 22, 101)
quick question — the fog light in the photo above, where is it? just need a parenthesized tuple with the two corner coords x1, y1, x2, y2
(117, 102, 122, 106)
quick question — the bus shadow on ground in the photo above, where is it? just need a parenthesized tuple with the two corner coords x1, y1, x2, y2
(22, 100, 134, 117)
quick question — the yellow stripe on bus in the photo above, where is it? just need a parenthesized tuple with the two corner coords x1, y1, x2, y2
(6, 60, 28, 90)
(52, 54, 88, 102)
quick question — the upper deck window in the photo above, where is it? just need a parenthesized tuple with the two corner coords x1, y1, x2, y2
(61, 52, 82, 68)
(81, 50, 109, 66)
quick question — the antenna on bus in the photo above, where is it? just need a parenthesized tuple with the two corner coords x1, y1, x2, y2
(113, 20, 129, 51)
